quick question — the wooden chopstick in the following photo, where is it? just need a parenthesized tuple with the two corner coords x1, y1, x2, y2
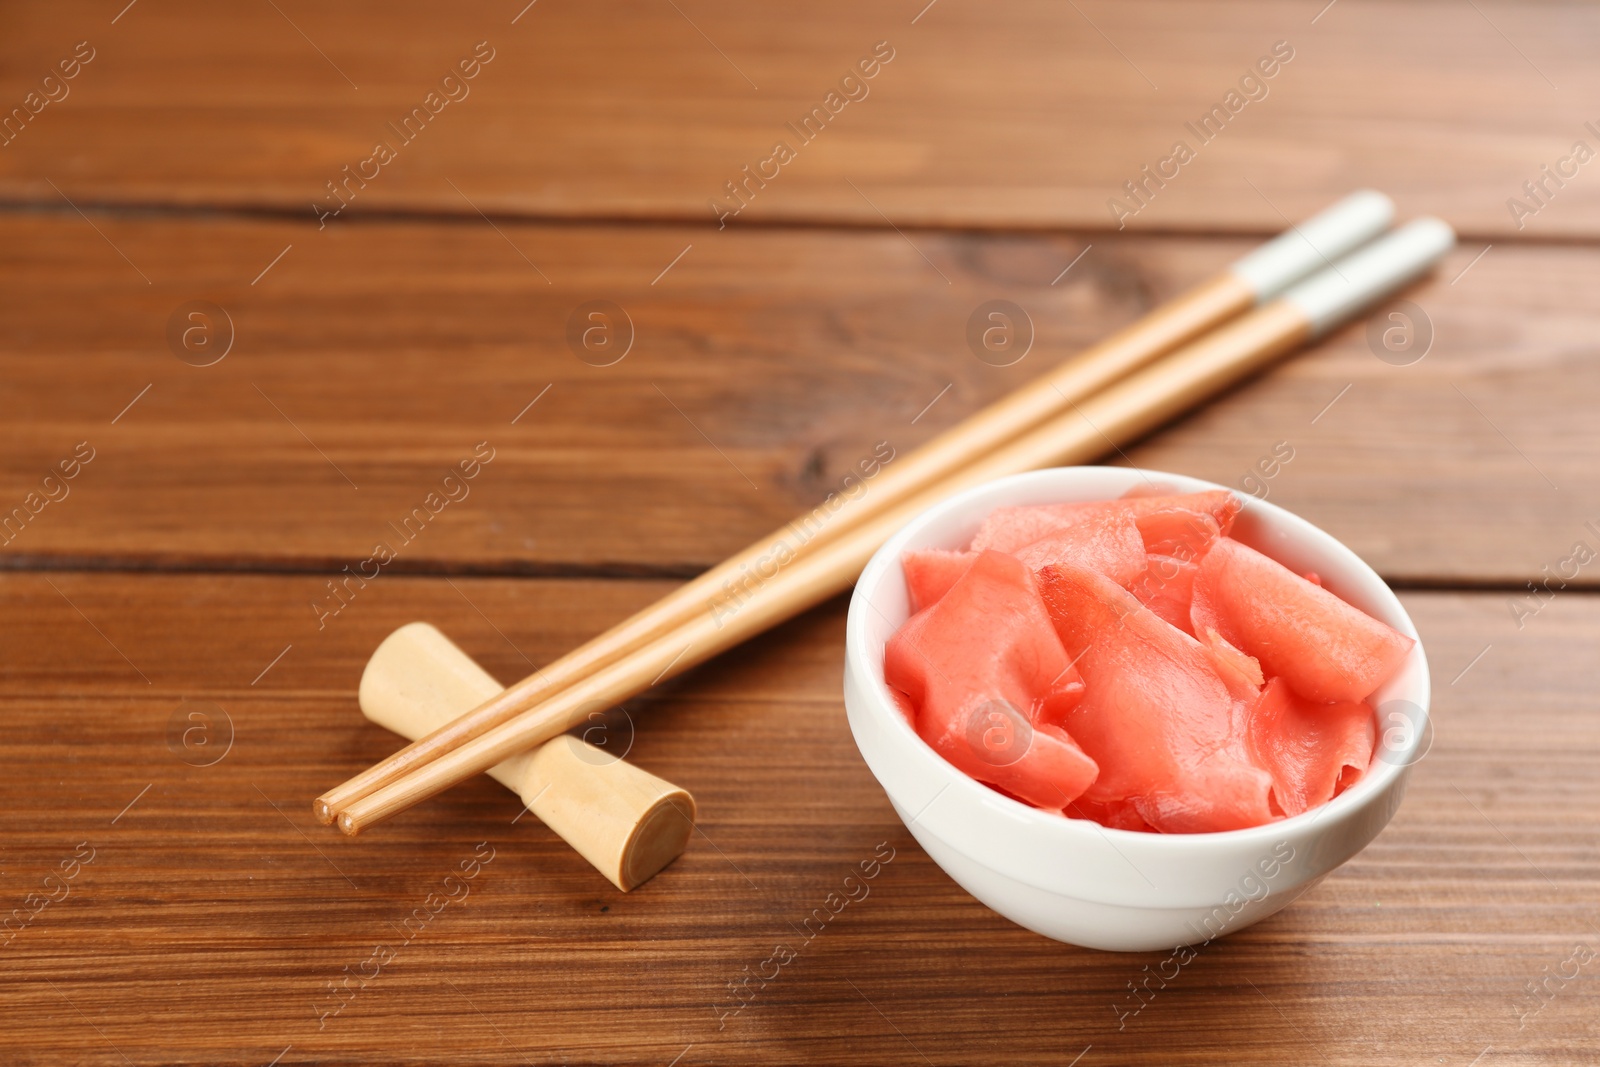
(314, 191, 1395, 826)
(331, 217, 1455, 835)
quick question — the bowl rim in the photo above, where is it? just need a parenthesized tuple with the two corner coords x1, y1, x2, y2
(844, 465, 1432, 855)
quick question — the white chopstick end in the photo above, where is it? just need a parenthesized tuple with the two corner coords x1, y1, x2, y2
(1230, 189, 1397, 303)
(1284, 217, 1456, 338)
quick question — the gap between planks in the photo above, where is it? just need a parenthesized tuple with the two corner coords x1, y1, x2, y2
(0, 194, 1594, 250)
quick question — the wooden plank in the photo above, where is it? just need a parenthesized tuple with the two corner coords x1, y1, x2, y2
(0, 212, 1590, 585)
(1, 1, 1598, 236)
(0, 571, 1592, 1064)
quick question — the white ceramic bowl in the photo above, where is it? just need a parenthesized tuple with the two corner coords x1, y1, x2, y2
(844, 467, 1430, 952)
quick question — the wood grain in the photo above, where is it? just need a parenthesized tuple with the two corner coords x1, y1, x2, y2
(0, 212, 1591, 585)
(0, 571, 1593, 1065)
(1, 1, 1598, 236)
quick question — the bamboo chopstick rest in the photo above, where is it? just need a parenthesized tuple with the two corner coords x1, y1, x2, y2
(358, 622, 695, 891)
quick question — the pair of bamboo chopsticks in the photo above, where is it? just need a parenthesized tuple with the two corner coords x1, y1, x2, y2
(317, 191, 1454, 835)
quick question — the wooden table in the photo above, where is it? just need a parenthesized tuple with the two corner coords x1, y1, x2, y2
(2, 3, 1595, 1063)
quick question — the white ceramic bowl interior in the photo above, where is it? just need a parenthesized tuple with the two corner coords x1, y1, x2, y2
(844, 467, 1430, 952)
